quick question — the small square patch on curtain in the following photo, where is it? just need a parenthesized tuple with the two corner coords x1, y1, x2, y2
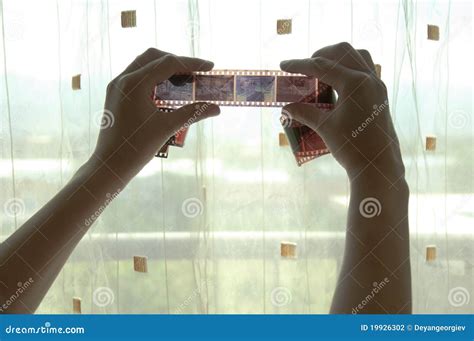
(133, 256, 148, 273)
(427, 25, 439, 41)
(72, 297, 82, 314)
(425, 136, 436, 151)
(374, 64, 382, 78)
(281, 242, 297, 258)
(279, 132, 289, 146)
(71, 74, 81, 90)
(425, 245, 437, 262)
(277, 19, 292, 35)
(121, 10, 137, 28)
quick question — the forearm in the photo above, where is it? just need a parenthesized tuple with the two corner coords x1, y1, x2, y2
(281, 42, 412, 314)
(0, 157, 128, 313)
(347, 174, 410, 275)
(331, 169, 412, 313)
(0, 48, 218, 314)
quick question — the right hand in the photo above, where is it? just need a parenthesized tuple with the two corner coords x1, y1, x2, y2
(280, 42, 404, 183)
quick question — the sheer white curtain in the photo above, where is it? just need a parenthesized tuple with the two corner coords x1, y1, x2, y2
(0, 0, 472, 314)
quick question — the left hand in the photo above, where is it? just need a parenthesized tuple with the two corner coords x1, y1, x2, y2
(91, 48, 220, 180)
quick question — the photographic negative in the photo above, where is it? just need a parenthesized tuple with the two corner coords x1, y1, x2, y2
(317, 81, 335, 104)
(195, 75, 234, 101)
(281, 113, 330, 166)
(155, 75, 194, 101)
(236, 76, 275, 102)
(276, 76, 316, 103)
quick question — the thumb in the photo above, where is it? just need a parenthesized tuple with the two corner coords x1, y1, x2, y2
(282, 103, 328, 134)
(169, 102, 220, 131)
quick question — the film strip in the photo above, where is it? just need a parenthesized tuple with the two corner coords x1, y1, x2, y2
(155, 107, 189, 158)
(281, 114, 331, 166)
(155, 70, 336, 166)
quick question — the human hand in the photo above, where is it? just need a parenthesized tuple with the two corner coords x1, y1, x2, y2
(280, 43, 404, 183)
(91, 48, 220, 181)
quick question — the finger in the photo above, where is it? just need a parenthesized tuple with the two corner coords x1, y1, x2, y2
(280, 57, 354, 94)
(165, 102, 220, 131)
(129, 54, 214, 90)
(311, 42, 372, 73)
(282, 103, 330, 134)
(357, 49, 375, 73)
(169, 74, 194, 86)
(118, 48, 170, 77)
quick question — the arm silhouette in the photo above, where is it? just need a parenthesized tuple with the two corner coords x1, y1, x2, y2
(281, 42, 411, 314)
(0, 48, 219, 313)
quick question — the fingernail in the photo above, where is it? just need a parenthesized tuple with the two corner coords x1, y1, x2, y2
(209, 103, 220, 115)
(202, 102, 220, 116)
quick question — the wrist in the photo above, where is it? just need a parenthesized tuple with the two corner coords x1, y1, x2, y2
(75, 156, 131, 192)
(347, 145, 406, 186)
(350, 170, 409, 200)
